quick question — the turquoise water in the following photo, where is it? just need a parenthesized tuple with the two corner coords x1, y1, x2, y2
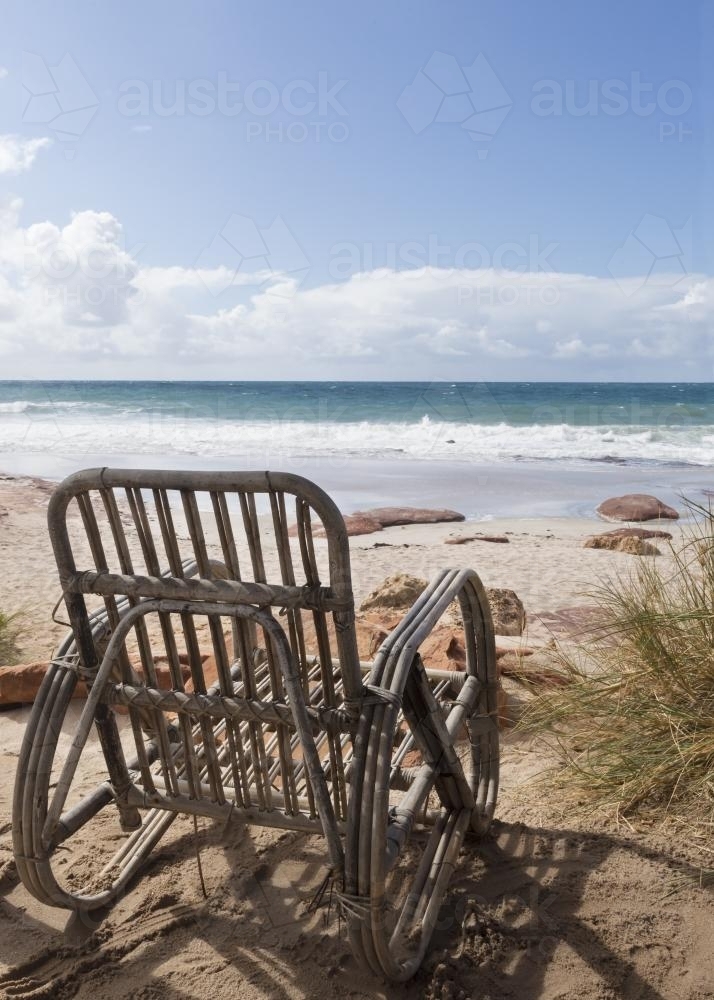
(0, 381, 711, 516)
(0, 381, 711, 465)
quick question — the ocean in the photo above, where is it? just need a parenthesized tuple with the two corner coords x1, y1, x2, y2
(0, 381, 712, 518)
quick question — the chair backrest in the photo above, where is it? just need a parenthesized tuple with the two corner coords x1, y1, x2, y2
(48, 468, 363, 709)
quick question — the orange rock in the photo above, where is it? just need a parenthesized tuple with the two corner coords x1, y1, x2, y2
(445, 535, 509, 545)
(289, 513, 383, 538)
(288, 506, 464, 539)
(596, 493, 678, 522)
(356, 506, 464, 527)
(0, 656, 198, 708)
(418, 627, 467, 670)
(0, 662, 87, 706)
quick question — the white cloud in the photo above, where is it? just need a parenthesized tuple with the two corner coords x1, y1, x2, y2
(0, 67, 8, 81)
(0, 201, 712, 379)
(553, 337, 611, 359)
(0, 134, 51, 174)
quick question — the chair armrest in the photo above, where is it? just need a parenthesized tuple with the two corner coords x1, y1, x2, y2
(366, 568, 496, 695)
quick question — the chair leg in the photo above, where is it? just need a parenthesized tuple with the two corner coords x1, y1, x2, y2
(13, 661, 176, 912)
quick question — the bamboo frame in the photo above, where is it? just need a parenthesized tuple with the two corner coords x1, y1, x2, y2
(12, 468, 499, 982)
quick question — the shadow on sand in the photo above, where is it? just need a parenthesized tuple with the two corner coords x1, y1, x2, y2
(1, 814, 710, 1000)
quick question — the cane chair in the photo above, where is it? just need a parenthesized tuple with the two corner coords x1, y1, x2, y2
(12, 468, 499, 981)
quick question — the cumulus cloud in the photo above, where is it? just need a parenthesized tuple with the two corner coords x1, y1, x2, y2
(0, 134, 51, 175)
(0, 200, 712, 379)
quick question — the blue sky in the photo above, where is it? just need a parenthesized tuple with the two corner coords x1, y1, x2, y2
(0, 0, 711, 379)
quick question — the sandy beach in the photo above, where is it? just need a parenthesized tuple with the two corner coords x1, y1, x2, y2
(2, 0, 713, 990)
(1, 473, 713, 999)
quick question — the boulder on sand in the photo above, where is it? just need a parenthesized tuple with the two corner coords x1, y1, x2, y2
(617, 537, 660, 555)
(0, 656, 197, 708)
(591, 527, 672, 541)
(359, 573, 427, 613)
(339, 513, 384, 536)
(0, 661, 77, 706)
(445, 534, 509, 545)
(360, 575, 527, 637)
(486, 588, 526, 636)
(357, 507, 464, 528)
(596, 494, 678, 522)
(585, 534, 661, 555)
(290, 507, 464, 538)
(288, 512, 383, 538)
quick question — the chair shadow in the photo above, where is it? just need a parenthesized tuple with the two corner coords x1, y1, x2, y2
(0, 814, 710, 999)
(418, 818, 711, 999)
(0, 816, 378, 1000)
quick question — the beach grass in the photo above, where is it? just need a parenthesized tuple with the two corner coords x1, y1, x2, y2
(522, 498, 714, 828)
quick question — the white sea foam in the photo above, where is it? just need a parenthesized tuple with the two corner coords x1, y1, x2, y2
(0, 400, 108, 414)
(0, 408, 711, 466)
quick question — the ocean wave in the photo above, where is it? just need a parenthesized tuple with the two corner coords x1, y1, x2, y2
(0, 400, 112, 414)
(0, 410, 712, 466)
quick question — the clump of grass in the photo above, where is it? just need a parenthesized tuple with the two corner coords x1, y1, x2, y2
(522, 499, 714, 826)
(0, 608, 23, 665)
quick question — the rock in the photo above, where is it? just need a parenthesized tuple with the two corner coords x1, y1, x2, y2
(0, 662, 82, 706)
(590, 527, 672, 541)
(445, 535, 509, 545)
(340, 514, 383, 536)
(596, 494, 679, 522)
(359, 573, 428, 613)
(0, 657, 196, 708)
(356, 506, 465, 527)
(289, 512, 383, 538)
(584, 534, 623, 551)
(585, 534, 660, 555)
(486, 588, 526, 636)
(617, 537, 661, 556)
(419, 627, 467, 670)
(289, 506, 463, 538)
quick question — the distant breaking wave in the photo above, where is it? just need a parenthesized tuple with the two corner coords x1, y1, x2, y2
(0, 408, 711, 466)
(0, 400, 114, 414)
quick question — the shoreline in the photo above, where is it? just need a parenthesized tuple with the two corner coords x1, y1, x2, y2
(1, 454, 711, 521)
(0, 472, 689, 661)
